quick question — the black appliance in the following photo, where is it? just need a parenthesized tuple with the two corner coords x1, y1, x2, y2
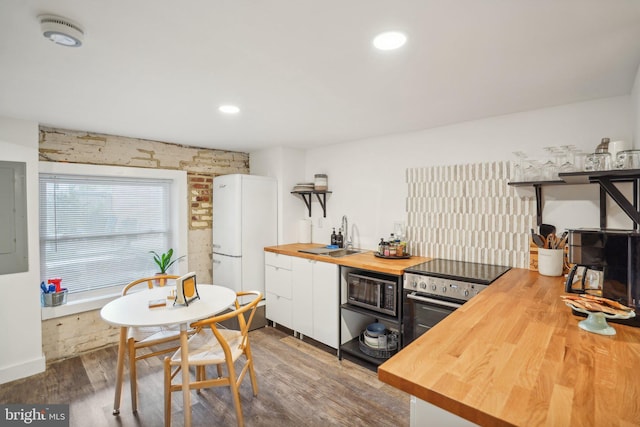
(566, 228, 640, 327)
(347, 271, 398, 317)
(403, 259, 511, 346)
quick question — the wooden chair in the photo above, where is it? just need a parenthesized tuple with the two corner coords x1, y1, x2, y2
(122, 275, 181, 412)
(163, 290, 262, 427)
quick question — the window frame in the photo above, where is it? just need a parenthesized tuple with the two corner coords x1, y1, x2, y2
(39, 162, 188, 319)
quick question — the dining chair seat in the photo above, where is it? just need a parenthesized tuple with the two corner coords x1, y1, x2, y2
(172, 328, 243, 365)
(164, 290, 262, 427)
(128, 325, 181, 343)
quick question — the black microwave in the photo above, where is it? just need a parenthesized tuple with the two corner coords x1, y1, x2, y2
(347, 272, 397, 316)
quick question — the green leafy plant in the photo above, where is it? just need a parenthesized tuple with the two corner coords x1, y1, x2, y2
(149, 248, 185, 274)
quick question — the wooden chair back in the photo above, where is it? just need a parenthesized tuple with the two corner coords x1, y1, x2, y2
(165, 290, 263, 426)
(190, 291, 262, 356)
(121, 275, 180, 296)
(120, 274, 181, 412)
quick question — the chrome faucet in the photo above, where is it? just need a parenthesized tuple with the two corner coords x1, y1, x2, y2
(341, 215, 353, 249)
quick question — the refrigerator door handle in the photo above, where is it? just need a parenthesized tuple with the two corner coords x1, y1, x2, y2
(213, 259, 221, 264)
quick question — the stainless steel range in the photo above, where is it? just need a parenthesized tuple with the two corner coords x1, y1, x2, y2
(403, 258, 511, 346)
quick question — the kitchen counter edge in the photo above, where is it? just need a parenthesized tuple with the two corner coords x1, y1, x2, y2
(377, 268, 640, 426)
(264, 243, 430, 275)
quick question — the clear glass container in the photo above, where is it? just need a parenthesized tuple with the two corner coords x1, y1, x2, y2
(584, 152, 611, 171)
(614, 149, 640, 169)
(314, 174, 328, 191)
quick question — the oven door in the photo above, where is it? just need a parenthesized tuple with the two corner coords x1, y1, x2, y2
(403, 291, 462, 346)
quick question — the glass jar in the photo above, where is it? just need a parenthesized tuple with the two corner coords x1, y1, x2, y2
(614, 149, 640, 169)
(314, 174, 328, 191)
(382, 242, 390, 257)
(584, 152, 611, 171)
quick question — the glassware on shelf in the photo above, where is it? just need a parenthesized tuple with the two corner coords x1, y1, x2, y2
(558, 161, 577, 174)
(523, 160, 542, 181)
(557, 145, 576, 172)
(584, 152, 612, 171)
(549, 146, 565, 165)
(511, 151, 527, 182)
(541, 160, 558, 180)
(568, 150, 587, 172)
(614, 149, 640, 169)
(542, 146, 560, 180)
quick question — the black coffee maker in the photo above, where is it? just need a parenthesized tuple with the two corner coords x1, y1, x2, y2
(566, 228, 640, 327)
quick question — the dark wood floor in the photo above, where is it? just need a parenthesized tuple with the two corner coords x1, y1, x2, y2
(0, 326, 409, 426)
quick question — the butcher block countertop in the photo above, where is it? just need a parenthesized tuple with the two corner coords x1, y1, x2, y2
(264, 243, 430, 275)
(378, 268, 640, 426)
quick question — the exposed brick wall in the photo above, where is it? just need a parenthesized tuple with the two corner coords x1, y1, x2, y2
(189, 173, 213, 229)
(39, 126, 249, 362)
(39, 127, 247, 233)
(41, 310, 121, 362)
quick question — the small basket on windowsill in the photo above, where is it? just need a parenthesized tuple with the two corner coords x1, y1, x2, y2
(41, 289, 68, 307)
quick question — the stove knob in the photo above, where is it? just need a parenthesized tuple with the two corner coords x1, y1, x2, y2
(430, 284, 437, 291)
(463, 289, 470, 297)
(409, 280, 417, 289)
(419, 281, 427, 290)
(441, 286, 447, 293)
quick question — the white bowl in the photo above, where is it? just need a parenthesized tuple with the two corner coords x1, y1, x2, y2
(366, 322, 386, 337)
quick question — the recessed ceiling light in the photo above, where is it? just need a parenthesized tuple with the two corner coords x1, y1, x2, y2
(39, 15, 84, 47)
(373, 31, 407, 51)
(218, 105, 240, 114)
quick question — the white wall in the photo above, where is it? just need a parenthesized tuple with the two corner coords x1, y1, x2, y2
(299, 95, 632, 251)
(633, 63, 640, 144)
(0, 117, 45, 383)
(251, 146, 306, 244)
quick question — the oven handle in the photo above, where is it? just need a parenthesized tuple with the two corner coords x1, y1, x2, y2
(407, 293, 463, 309)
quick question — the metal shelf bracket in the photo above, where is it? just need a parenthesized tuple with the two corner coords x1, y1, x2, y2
(509, 169, 640, 229)
(291, 191, 331, 217)
(596, 177, 640, 226)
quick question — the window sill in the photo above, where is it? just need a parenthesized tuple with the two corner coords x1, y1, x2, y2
(41, 292, 121, 320)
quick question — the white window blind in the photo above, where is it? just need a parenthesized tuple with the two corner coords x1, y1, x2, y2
(39, 174, 174, 294)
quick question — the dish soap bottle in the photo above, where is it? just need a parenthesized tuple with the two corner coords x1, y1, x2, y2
(331, 228, 337, 246)
(337, 228, 344, 248)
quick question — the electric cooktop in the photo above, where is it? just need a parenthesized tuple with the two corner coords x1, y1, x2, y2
(404, 258, 511, 285)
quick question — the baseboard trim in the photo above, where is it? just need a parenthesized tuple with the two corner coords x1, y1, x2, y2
(0, 354, 46, 385)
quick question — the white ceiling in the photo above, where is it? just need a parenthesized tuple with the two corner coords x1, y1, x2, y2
(1, 1, 640, 152)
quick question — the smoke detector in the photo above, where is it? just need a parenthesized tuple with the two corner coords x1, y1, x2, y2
(39, 14, 84, 47)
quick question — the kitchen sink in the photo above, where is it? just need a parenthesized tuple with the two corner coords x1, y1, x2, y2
(297, 247, 366, 257)
(325, 249, 364, 257)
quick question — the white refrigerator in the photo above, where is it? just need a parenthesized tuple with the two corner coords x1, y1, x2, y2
(212, 174, 277, 300)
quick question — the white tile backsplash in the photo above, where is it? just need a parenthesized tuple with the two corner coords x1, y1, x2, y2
(406, 161, 534, 267)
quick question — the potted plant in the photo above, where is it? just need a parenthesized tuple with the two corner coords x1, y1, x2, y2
(150, 248, 185, 274)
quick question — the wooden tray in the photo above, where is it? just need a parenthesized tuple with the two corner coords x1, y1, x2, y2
(374, 252, 411, 260)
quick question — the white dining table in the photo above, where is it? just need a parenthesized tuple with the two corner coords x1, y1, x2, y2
(100, 283, 236, 427)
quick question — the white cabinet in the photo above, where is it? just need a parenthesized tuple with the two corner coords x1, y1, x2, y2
(311, 261, 339, 348)
(292, 257, 313, 338)
(265, 251, 339, 349)
(265, 252, 293, 330)
(410, 396, 477, 426)
(291, 257, 339, 349)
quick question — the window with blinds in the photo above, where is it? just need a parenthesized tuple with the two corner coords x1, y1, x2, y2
(39, 174, 174, 294)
